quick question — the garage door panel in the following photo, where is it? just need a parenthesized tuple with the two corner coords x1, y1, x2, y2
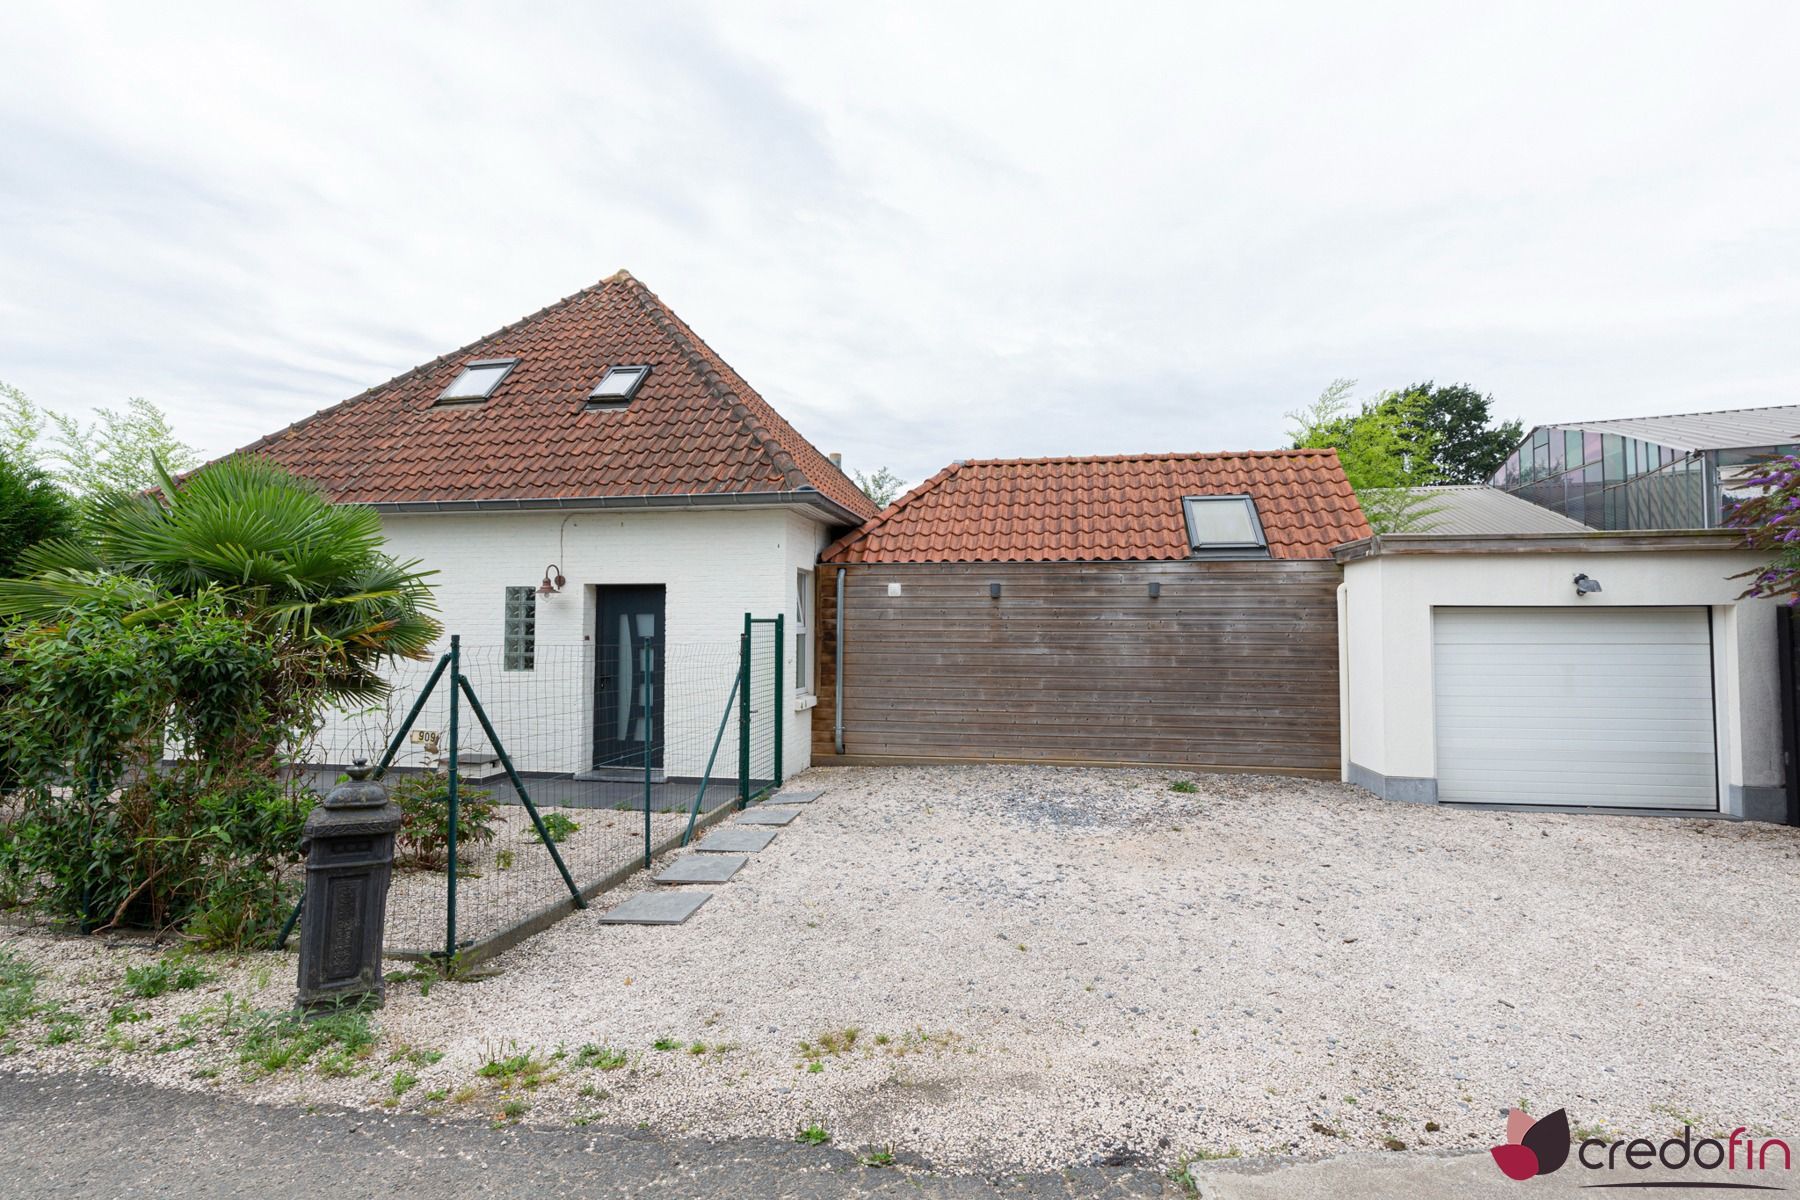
(1432, 607, 1717, 810)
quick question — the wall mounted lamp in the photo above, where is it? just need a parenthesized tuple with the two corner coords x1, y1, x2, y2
(538, 563, 567, 596)
(1573, 573, 1602, 597)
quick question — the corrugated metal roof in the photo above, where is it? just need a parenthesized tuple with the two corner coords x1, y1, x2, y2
(1406, 486, 1592, 535)
(1547, 403, 1800, 451)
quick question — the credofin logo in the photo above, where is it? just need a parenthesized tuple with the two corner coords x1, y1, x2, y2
(1491, 1107, 1571, 1180)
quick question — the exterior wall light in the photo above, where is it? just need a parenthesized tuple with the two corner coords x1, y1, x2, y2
(989, 581, 1003, 599)
(1147, 581, 1162, 599)
(1573, 573, 1602, 597)
(538, 564, 566, 596)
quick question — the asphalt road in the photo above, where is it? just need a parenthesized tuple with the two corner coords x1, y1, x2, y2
(3, 1070, 1742, 1198)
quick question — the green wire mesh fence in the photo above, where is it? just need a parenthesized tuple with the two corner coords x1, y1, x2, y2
(287, 615, 785, 962)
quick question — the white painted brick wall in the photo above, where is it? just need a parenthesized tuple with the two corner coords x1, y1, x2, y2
(311, 505, 831, 783)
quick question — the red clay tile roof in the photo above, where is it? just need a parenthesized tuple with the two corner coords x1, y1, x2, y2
(821, 451, 1370, 563)
(235, 271, 880, 521)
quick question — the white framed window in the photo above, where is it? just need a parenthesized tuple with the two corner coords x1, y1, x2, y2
(503, 586, 536, 670)
(794, 569, 813, 695)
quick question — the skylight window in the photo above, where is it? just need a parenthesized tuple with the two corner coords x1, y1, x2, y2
(437, 358, 518, 404)
(1182, 495, 1269, 557)
(588, 364, 650, 406)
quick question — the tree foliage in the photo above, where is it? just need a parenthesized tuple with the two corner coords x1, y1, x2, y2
(0, 381, 198, 497)
(0, 455, 76, 580)
(853, 466, 907, 510)
(1722, 455, 1800, 601)
(1288, 380, 1443, 533)
(1393, 380, 1523, 484)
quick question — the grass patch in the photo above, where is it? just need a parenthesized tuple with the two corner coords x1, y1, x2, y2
(0, 951, 43, 1037)
(477, 1045, 557, 1090)
(860, 1146, 896, 1168)
(1169, 779, 1198, 794)
(651, 1036, 680, 1052)
(498, 1099, 528, 1121)
(122, 958, 208, 1000)
(796, 1123, 831, 1146)
(391, 1070, 419, 1098)
(797, 1027, 862, 1062)
(234, 1001, 376, 1078)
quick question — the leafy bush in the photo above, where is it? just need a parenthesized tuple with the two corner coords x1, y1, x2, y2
(390, 773, 498, 870)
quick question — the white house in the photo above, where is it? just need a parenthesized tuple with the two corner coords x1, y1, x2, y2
(237, 271, 880, 783)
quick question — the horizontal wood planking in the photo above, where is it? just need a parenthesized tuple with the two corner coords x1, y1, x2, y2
(816, 560, 1342, 772)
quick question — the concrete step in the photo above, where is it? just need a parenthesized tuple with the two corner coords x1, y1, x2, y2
(654, 854, 748, 884)
(598, 891, 709, 925)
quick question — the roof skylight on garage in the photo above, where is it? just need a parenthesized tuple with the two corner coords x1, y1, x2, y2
(436, 358, 518, 404)
(1182, 494, 1269, 557)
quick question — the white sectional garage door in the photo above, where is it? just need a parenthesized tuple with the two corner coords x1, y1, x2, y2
(1432, 607, 1717, 810)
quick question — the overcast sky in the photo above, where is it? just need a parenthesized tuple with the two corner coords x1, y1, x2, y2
(2, 2, 1797, 486)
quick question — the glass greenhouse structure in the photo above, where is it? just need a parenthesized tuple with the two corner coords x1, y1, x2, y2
(1491, 404, 1800, 530)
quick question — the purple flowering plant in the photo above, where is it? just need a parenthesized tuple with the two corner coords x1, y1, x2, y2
(1722, 454, 1800, 602)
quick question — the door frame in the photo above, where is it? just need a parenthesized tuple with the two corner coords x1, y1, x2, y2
(592, 584, 667, 772)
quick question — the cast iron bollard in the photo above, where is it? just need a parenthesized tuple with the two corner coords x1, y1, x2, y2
(296, 760, 402, 1011)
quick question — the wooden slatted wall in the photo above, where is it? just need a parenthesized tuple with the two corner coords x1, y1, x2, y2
(814, 560, 1342, 775)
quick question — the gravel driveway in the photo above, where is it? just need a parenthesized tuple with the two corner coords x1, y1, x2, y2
(6, 765, 1799, 1173)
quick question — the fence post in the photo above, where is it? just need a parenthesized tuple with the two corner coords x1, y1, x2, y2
(642, 641, 654, 869)
(444, 634, 460, 961)
(738, 614, 751, 809)
(773, 613, 784, 784)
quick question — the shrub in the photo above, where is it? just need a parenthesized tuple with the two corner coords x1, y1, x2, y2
(1724, 455, 1800, 600)
(528, 813, 579, 844)
(390, 773, 498, 870)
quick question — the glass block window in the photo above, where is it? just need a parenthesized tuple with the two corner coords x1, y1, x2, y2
(504, 586, 536, 671)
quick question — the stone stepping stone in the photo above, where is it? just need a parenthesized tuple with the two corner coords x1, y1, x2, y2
(737, 808, 798, 827)
(766, 789, 823, 805)
(599, 891, 709, 925)
(694, 826, 777, 853)
(654, 854, 747, 885)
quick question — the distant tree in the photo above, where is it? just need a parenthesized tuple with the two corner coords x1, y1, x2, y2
(1289, 379, 1443, 533)
(0, 455, 76, 579)
(852, 466, 906, 510)
(0, 382, 197, 496)
(1391, 381, 1523, 484)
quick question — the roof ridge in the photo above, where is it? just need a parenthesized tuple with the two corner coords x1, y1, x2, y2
(613, 273, 810, 492)
(821, 461, 966, 562)
(960, 449, 1340, 467)
(225, 274, 624, 465)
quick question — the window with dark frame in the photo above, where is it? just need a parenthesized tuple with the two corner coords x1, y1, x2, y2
(437, 358, 519, 404)
(1181, 495, 1269, 557)
(503, 586, 536, 671)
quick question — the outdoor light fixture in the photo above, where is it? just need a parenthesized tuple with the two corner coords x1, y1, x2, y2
(1147, 581, 1162, 599)
(538, 564, 566, 596)
(989, 581, 1003, 599)
(1573, 573, 1603, 597)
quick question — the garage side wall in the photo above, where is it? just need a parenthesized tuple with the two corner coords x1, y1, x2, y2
(816, 560, 1343, 775)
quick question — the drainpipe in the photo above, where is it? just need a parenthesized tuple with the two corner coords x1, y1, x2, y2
(834, 566, 846, 755)
(1336, 580, 1351, 782)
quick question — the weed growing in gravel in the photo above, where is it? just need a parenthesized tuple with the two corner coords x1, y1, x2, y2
(577, 1083, 606, 1100)
(576, 1044, 628, 1070)
(495, 849, 515, 871)
(108, 1004, 150, 1026)
(122, 957, 208, 999)
(451, 1085, 478, 1104)
(391, 1070, 419, 1097)
(859, 1146, 896, 1168)
(529, 814, 580, 844)
(423, 1088, 448, 1103)
(498, 1099, 529, 1121)
(1170, 779, 1198, 794)
(806, 1061, 824, 1074)
(796, 1123, 831, 1146)
(798, 1027, 861, 1062)
(234, 1001, 376, 1078)
(1190, 1148, 1240, 1161)
(41, 1005, 83, 1046)
(477, 1044, 557, 1090)
(687, 1041, 707, 1055)
(1168, 1162, 1199, 1196)
(0, 952, 43, 1037)
(651, 1037, 679, 1052)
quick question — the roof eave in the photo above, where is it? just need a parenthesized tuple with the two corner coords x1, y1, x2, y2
(365, 489, 865, 526)
(1333, 529, 1752, 562)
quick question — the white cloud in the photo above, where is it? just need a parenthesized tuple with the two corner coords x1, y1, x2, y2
(2, 0, 1797, 485)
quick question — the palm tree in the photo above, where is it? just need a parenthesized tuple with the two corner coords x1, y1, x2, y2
(0, 455, 439, 703)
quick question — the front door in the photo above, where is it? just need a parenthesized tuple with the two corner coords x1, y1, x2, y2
(594, 585, 666, 771)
